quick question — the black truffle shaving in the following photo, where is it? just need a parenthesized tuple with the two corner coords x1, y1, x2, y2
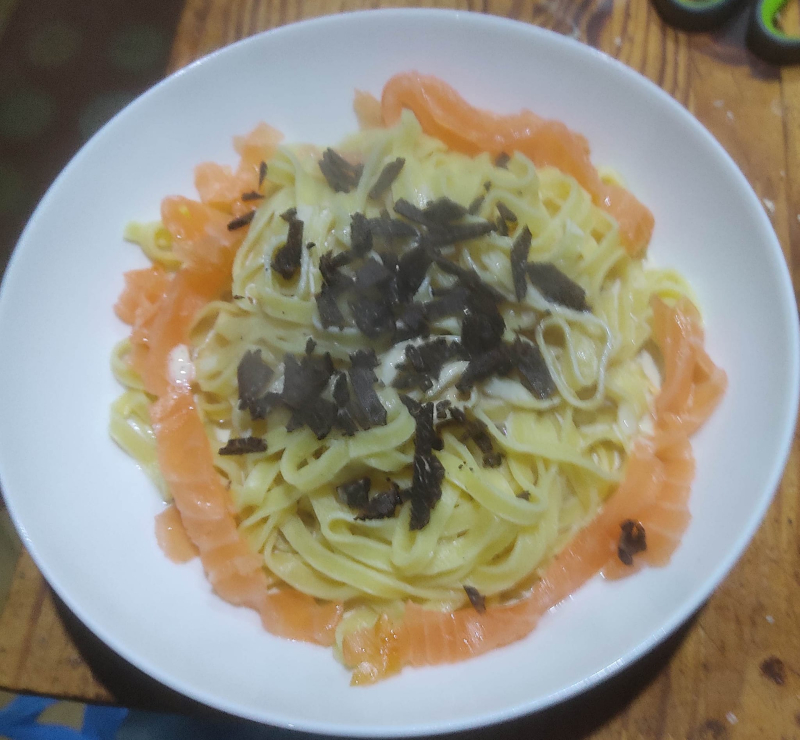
(618, 519, 647, 566)
(332, 371, 350, 407)
(395, 303, 429, 341)
(271, 218, 304, 279)
(461, 291, 506, 358)
(285, 409, 304, 432)
(227, 211, 256, 231)
(248, 391, 283, 420)
(393, 372, 433, 392)
(393, 339, 463, 391)
(337, 477, 371, 509)
(407, 402, 445, 530)
(298, 398, 338, 439)
(319, 250, 354, 288)
(366, 215, 418, 241)
(443, 412, 501, 467)
(280, 207, 297, 223)
(394, 198, 429, 225)
(494, 152, 511, 169)
(449, 406, 467, 424)
(423, 197, 467, 224)
(512, 338, 555, 399)
(396, 245, 433, 302)
(496, 215, 509, 237)
(237, 349, 274, 416)
(280, 352, 335, 410)
(424, 285, 470, 320)
(355, 483, 403, 520)
(432, 256, 507, 303)
(319, 148, 363, 193)
(316, 285, 346, 328)
(355, 257, 393, 291)
(399, 393, 421, 417)
(350, 349, 380, 369)
(349, 350, 388, 428)
(462, 419, 493, 454)
(345, 398, 371, 431)
(258, 161, 267, 187)
(456, 344, 513, 394)
(218, 437, 267, 456)
(482, 451, 503, 468)
(335, 406, 359, 436)
(305, 337, 317, 355)
(241, 191, 264, 201)
(467, 194, 485, 216)
(496, 201, 518, 224)
(425, 220, 495, 249)
(369, 158, 405, 200)
(350, 213, 373, 256)
(527, 262, 590, 311)
(510, 226, 532, 301)
(435, 400, 451, 420)
(350, 294, 395, 339)
(410, 339, 461, 374)
(463, 585, 486, 613)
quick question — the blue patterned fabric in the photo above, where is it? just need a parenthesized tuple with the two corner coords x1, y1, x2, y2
(0, 696, 127, 740)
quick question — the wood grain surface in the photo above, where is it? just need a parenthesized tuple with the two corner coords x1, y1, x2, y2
(1, 1, 798, 737)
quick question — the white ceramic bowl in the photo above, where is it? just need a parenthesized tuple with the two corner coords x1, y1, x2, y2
(0, 9, 796, 737)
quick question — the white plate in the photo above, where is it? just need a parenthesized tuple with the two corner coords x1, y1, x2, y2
(0, 9, 797, 737)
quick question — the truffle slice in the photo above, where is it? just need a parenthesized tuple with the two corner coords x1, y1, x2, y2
(350, 212, 374, 256)
(396, 245, 433, 303)
(316, 285, 346, 329)
(355, 483, 404, 521)
(280, 352, 335, 410)
(456, 344, 513, 394)
(405, 401, 445, 531)
(319, 148, 363, 193)
(349, 350, 388, 428)
(355, 257, 393, 291)
(369, 158, 405, 200)
(423, 197, 467, 223)
(337, 477, 371, 509)
(237, 349, 274, 416)
(510, 226, 532, 301)
(461, 292, 506, 358)
(464, 585, 486, 613)
(271, 218, 304, 279)
(512, 338, 555, 399)
(350, 294, 395, 339)
(527, 262, 590, 311)
(617, 519, 647, 565)
(218, 437, 267, 455)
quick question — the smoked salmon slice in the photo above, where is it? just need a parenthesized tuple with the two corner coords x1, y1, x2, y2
(114, 266, 171, 326)
(120, 124, 341, 645)
(151, 385, 342, 645)
(353, 90, 384, 129)
(380, 72, 654, 254)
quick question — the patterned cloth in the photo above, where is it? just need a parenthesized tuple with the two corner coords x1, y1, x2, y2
(0, 692, 321, 739)
(0, 695, 126, 739)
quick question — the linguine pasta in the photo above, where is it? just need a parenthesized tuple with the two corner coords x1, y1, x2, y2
(110, 89, 713, 679)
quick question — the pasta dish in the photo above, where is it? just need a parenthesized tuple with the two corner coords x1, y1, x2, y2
(110, 72, 726, 684)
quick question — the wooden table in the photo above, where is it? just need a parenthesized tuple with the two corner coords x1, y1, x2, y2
(1, 0, 799, 736)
